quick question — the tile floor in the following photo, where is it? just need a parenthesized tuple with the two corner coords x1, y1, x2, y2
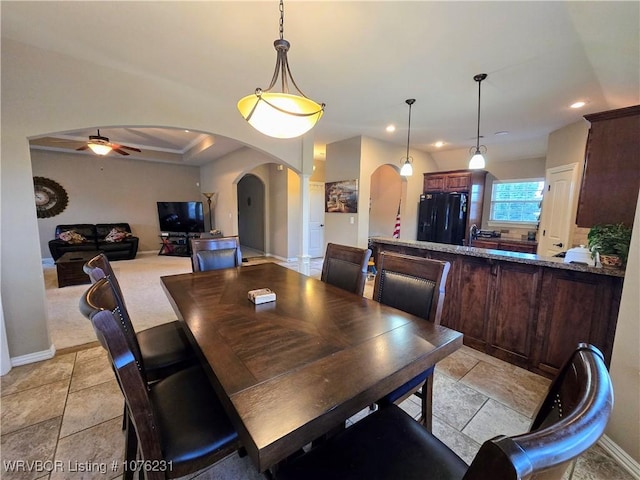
(1, 258, 633, 480)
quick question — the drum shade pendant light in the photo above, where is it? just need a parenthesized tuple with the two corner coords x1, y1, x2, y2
(469, 73, 488, 169)
(237, 0, 325, 139)
(399, 99, 416, 176)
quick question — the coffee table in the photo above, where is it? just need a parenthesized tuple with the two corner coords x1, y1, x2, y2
(55, 251, 96, 287)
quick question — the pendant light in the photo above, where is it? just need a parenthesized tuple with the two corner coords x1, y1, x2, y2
(400, 99, 416, 177)
(237, 0, 325, 139)
(469, 73, 487, 169)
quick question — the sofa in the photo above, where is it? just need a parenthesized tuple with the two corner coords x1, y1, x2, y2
(48, 223, 139, 261)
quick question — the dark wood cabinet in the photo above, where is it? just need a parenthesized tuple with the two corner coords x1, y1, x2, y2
(486, 262, 541, 368)
(533, 269, 622, 376)
(423, 169, 486, 194)
(576, 105, 640, 228)
(370, 239, 623, 378)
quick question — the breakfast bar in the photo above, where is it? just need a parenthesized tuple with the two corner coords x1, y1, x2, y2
(370, 237, 624, 378)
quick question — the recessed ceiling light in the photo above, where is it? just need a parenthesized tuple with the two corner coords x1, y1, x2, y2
(434, 141, 445, 148)
(386, 125, 396, 133)
(570, 101, 586, 109)
(494, 131, 509, 136)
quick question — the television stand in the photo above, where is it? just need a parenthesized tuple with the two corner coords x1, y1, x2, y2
(158, 233, 200, 257)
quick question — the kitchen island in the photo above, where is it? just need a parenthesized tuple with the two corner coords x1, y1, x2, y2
(370, 237, 624, 378)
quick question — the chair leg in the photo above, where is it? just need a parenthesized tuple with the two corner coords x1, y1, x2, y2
(123, 411, 138, 480)
(420, 375, 433, 432)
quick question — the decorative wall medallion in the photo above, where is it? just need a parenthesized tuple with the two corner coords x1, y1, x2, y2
(33, 176, 69, 218)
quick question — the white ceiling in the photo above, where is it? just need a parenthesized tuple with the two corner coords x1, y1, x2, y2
(5, 1, 639, 165)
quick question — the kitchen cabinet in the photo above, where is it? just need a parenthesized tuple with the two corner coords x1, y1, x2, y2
(533, 269, 621, 376)
(576, 105, 640, 227)
(472, 238, 538, 254)
(423, 169, 486, 194)
(370, 238, 623, 378)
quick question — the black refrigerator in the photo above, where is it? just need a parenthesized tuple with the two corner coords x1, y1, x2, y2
(417, 192, 468, 245)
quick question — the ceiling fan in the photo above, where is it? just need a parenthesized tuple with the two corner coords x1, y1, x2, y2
(76, 129, 142, 156)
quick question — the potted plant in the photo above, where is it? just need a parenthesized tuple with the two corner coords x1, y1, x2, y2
(587, 223, 632, 267)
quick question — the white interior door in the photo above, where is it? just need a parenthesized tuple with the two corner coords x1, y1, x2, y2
(538, 164, 578, 256)
(309, 182, 325, 257)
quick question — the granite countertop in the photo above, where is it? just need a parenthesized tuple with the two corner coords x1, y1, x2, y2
(472, 237, 538, 246)
(369, 237, 625, 278)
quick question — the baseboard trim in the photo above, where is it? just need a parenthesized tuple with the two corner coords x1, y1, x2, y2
(11, 344, 56, 367)
(599, 434, 640, 479)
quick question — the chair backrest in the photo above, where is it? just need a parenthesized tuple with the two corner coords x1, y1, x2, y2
(190, 237, 242, 272)
(373, 251, 449, 324)
(80, 277, 147, 381)
(320, 243, 372, 296)
(464, 343, 614, 480)
(90, 308, 164, 465)
(81, 252, 128, 317)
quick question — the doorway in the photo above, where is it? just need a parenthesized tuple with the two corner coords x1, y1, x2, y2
(538, 163, 578, 256)
(237, 174, 265, 257)
(309, 182, 325, 257)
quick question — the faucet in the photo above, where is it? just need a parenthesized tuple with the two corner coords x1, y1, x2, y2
(469, 224, 478, 245)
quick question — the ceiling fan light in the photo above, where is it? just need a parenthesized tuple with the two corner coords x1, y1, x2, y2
(88, 142, 112, 155)
(400, 159, 413, 176)
(237, 92, 324, 139)
(469, 150, 486, 169)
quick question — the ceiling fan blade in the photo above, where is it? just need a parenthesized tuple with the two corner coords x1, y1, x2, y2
(116, 144, 142, 153)
(76, 145, 89, 151)
(113, 148, 130, 156)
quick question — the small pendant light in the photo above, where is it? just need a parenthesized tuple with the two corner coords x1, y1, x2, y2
(400, 99, 416, 177)
(469, 73, 487, 169)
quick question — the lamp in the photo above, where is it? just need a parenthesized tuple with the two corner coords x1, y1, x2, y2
(237, 0, 325, 139)
(202, 192, 217, 232)
(87, 130, 113, 155)
(399, 99, 416, 177)
(469, 73, 487, 169)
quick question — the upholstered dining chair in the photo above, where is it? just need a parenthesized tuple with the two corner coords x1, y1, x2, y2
(89, 292, 241, 480)
(190, 236, 242, 272)
(372, 251, 450, 430)
(81, 253, 195, 382)
(320, 243, 372, 296)
(275, 343, 614, 480)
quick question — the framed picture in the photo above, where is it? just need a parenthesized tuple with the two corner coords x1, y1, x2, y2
(325, 179, 358, 213)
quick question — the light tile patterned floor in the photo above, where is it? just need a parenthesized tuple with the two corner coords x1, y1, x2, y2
(1, 258, 633, 480)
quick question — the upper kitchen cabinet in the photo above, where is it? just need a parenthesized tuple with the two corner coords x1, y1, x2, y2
(576, 105, 640, 228)
(423, 169, 487, 194)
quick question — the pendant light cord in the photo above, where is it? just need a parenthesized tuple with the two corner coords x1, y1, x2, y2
(406, 99, 415, 159)
(473, 73, 487, 151)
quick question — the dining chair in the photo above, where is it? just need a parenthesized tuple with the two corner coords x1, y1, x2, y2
(372, 251, 450, 430)
(190, 236, 242, 272)
(274, 343, 614, 480)
(89, 295, 241, 480)
(81, 254, 196, 382)
(320, 243, 372, 296)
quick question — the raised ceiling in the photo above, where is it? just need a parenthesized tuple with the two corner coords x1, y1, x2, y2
(5, 1, 639, 165)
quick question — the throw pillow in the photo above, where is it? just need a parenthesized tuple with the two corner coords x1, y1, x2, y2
(105, 227, 131, 243)
(57, 230, 87, 244)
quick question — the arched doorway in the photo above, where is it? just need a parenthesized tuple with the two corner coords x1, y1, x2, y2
(369, 164, 403, 238)
(237, 174, 266, 256)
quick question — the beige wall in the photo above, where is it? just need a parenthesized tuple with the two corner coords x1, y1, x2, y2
(32, 149, 201, 257)
(606, 193, 640, 462)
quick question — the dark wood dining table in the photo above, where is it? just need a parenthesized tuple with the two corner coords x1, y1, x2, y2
(161, 262, 463, 472)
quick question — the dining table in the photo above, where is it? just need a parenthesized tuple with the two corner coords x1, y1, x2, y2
(161, 262, 463, 472)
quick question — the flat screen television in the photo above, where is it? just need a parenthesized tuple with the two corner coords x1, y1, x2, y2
(157, 201, 205, 234)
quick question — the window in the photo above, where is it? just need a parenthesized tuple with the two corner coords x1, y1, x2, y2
(489, 179, 544, 226)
